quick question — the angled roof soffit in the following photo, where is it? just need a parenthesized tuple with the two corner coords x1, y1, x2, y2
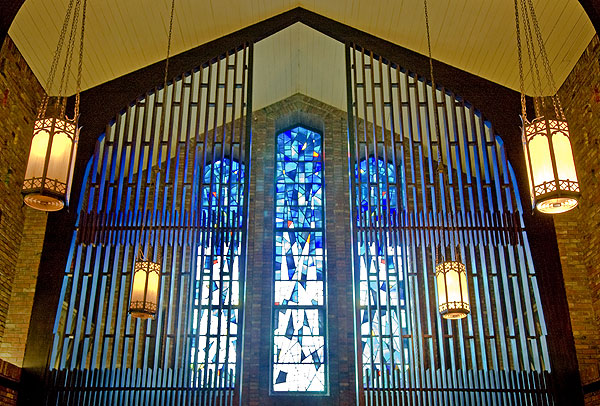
(74, 8, 521, 144)
(7, 1, 597, 95)
(2, 0, 599, 44)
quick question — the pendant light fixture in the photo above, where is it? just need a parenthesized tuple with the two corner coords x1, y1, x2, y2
(424, 0, 470, 319)
(129, 257, 161, 319)
(433, 161, 470, 319)
(514, 0, 580, 214)
(128, 0, 176, 320)
(22, 0, 88, 211)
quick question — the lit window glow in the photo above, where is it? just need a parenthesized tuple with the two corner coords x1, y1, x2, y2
(191, 159, 244, 388)
(272, 127, 327, 392)
(357, 158, 410, 385)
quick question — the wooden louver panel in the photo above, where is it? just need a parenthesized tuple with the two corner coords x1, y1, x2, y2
(346, 44, 554, 406)
(47, 44, 253, 406)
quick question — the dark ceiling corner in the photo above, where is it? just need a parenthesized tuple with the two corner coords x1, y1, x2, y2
(579, 0, 600, 35)
(0, 0, 25, 44)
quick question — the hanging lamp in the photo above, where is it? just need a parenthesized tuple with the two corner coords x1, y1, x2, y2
(433, 162, 470, 320)
(130, 167, 164, 319)
(129, 258, 162, 319)
(424, 0, 470, 319)
(128, 0, 176, 320)
(514, 0, 580, 214)
(435, 243, 470, 319)
(22, 0, 88, 211)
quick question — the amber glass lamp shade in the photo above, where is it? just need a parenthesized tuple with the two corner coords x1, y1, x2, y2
(523, 117, 580, 214)
(22, 116, 78, 211)
(129, 259, 161, 320)
(435, 260, 470, 320)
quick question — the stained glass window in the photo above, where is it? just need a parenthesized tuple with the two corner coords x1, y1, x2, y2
(357, 157, 409, 385)
(357, 157, 399, 221)
(191, 158, 244, 387)
(272, 126, 327, 392)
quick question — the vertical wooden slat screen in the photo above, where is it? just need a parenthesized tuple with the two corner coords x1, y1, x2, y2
(47, 44, 253, 405)
(346, 43, 554, 406)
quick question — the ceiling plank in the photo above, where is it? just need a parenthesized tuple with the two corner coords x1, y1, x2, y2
(4, 0, 595, 95)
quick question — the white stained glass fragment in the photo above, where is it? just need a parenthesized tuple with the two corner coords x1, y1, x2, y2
(274, 309, 321, 336)
(273, 364, 325, 392)
(273, 336, 324, 363)
(274, 281, 324, 306)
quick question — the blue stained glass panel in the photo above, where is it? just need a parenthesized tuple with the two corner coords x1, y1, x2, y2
(200, 158, 244, 227)
(192, 159, 244, 388)
(272, 127, 327, 393)
(357, 157, 399, 222)
(356, 159, 410, 386)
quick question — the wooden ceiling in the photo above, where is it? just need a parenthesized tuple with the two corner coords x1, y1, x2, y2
(254, 23, 346, 112)
(8, 0, 595, 97)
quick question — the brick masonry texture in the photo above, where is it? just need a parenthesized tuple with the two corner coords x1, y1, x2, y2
(240, 94, 357, 406)
(588, 392, 600, 406)
(0, 36, 42, 340)
(0, 35, 46, 404)
(0, 358, 19, 406)
(555, 34, 600, 405)
(0, 386, 17, 406)
(0, 207, 47, 366)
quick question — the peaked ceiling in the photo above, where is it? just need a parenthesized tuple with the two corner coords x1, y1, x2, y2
(8, 0, 595, 97)
(254, 23, 345, 113)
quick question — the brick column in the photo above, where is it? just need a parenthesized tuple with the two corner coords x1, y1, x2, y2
(240, 94, 358, 405)
(555, 35, 600, 405)
(0, 359, 20, 406)
(0, 207, 47, 366)
(0, 35, 46, 406)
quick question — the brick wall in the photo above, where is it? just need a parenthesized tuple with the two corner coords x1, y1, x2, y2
(0, 207, 47, 366)
(0, 359, 20, 406)
(0, 35, 47, 403)
(588, 391, 600, 406)
(555, 34, 600, 404)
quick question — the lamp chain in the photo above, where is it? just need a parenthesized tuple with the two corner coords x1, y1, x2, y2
(57, 0, 82, 116)
(525, 0, 566, 119)
(423, 0, 441, 142)
(513, 0, 527, 122)
(519, 0, 543, 117)
(526, 0, 557, 96)
(137, 167, 158, 260)
(435, 148, 445, 264)
(36, 0, 87, 120)
(514, 0, 566, 121)
(38, 0, 77, 119)
(425, 0, 458, 264)
(57, 0, 86, 118)
(423, 0, 434, 97)
(75, 0, 88, 118)
(139, 0, 176, 261)
(162, 0, 176, 107)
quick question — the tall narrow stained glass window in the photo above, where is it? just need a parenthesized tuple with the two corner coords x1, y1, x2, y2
(272, 126, 327, 392)
(191, 158, 244, 387)
(357, 157, 410, 384)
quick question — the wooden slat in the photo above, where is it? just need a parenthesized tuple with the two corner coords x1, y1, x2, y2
(47, 44, 251, 405)
(348, 44, 555, 405)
